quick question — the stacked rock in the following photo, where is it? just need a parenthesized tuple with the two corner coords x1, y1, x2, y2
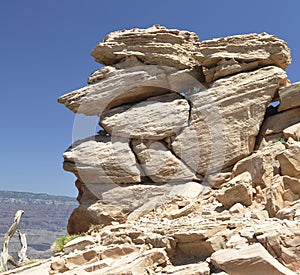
(58, 25, 292, 234)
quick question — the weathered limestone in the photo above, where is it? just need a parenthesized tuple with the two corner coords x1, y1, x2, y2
(63, 136, 141, 185)
(198, 33, 291, 83)
(257, 108, 300, 147)
(283, 123, 300, 141)
(58, 66, 174, 116)
(67, 202, 126, 234)
(282, 176, 300, 195)
(91, 25, 201, 70)
(216, 172, 253, 208)
(63, 236, 95, 254)
(162, 262, 210, 275)
(278, 82, 300, 111)
(172, 66, 287, 175)
(132, 140, 195, 183)
(211, 243, 297, 275)
(51, 26, 300, 275)
(100, 93, 189, 140)
(265, 175, 285, 217)
(276, 142, 300, 178)
(232, 142, 285, 188)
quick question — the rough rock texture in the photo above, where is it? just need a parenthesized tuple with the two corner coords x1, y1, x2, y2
(284, 123, 300, 141)
(132, 140, 196, 183)
(216, 172, 253, 208)
(171, 66, 287, 175)
(232, 141, 285, 188)
(91, 25, 202, 70)
(277, 142, 300, 178)
(63, 136, 141, 184)
(257, 107, 300, 147)
(211, 243, 296, 275)
(58, 66, 175, 116)
(198, 33, 291, 83)
(38, 26, 300, 275)
(100, 93, 189, 140)
(278, 82, 300, 111)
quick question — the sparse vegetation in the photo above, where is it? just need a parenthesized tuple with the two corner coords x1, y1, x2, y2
(88, 224, 104, 234)
(24, 260, 37, 266)
(271, 137, 286, 144)
(52, 234, 80, 253)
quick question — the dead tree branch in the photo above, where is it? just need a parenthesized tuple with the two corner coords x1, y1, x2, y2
(0, 210, 24, 272)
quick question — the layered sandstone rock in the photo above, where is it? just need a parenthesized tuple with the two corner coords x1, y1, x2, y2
(42, 26, 300, 274)
(198, 32, 291, 83)
(278, 82, 300, 111)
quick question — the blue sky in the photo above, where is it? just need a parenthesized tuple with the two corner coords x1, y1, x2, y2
(0, 1, 299, 197)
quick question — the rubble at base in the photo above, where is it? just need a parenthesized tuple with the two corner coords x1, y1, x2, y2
(9, 25, 300, 274)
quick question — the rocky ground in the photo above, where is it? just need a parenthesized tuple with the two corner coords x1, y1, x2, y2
(3, 25, 300, 274)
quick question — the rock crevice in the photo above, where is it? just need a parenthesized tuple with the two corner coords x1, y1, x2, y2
(51, 25, 300, 275)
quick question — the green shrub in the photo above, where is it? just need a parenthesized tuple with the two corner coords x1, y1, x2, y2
(88, 224, 104, 233)
(271, 137, 286, 144)
(52, 234, 80, 253)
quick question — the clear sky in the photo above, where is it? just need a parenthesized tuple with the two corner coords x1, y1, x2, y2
(0, 1, 299, 197)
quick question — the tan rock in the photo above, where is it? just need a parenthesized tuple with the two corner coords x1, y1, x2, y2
(233, 142, 285, 188)
(211, 243, 296, 275)
(91, 25, 202, 70)
(58, 65, 175, 116)
(63, 235, 95, 254)
(265, 175, 285, 217)
(283, 175, 300, 195)
(276, 142, 300, 178)
(100, 93, 189, 140)
(165, 201, 201, 219)
(229, 203, 245, 214)
(253, 220, 300, 273)
(68, 182, 183, 233)
(132, 140, 195, 184)
(171, 66, 287, 175)
(63, 135, 141, 185)
(64, 249, 99, 270)
(283, 123, 300, 141)
(207, 172, 232, 189)
(162, 262, 210, 275)
(168, 181, 207, 199)
(276, 207, 297, 220)
(225, 234, 249, 249)
(50, 260, 69, 273)
(216, 172, 253, 208)
(197, 33, 291, 83)
(67, 202, 126, 234)
(258, 108, 300, 146)
(87, 66, 119, 85)
(278, 82, 300, 111)
(101, 244, 138, 259)
(92, 248, 169, 275)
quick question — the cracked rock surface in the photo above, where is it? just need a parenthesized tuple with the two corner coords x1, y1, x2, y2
(25, 25, 298, 274)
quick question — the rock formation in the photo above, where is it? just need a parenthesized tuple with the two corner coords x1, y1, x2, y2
(9, 25, 298, 274)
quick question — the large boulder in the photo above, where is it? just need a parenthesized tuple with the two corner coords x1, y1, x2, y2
(278, 82, 300, 112)
(58, 66, 175, 116)
(63, 136, 141, 185)
(232, 142, 285, 188)
(211, 243, 296, 275)
(100, 93, 189, 140)
(171, 66, 287, 175)
(91, 25, 202, 70)
(276, 142, 300, 178)
(216, 172, 253, 208)
(132, 140, 196, 184)
(197, 33, 291, 83)
(257, 108, 300, 147)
